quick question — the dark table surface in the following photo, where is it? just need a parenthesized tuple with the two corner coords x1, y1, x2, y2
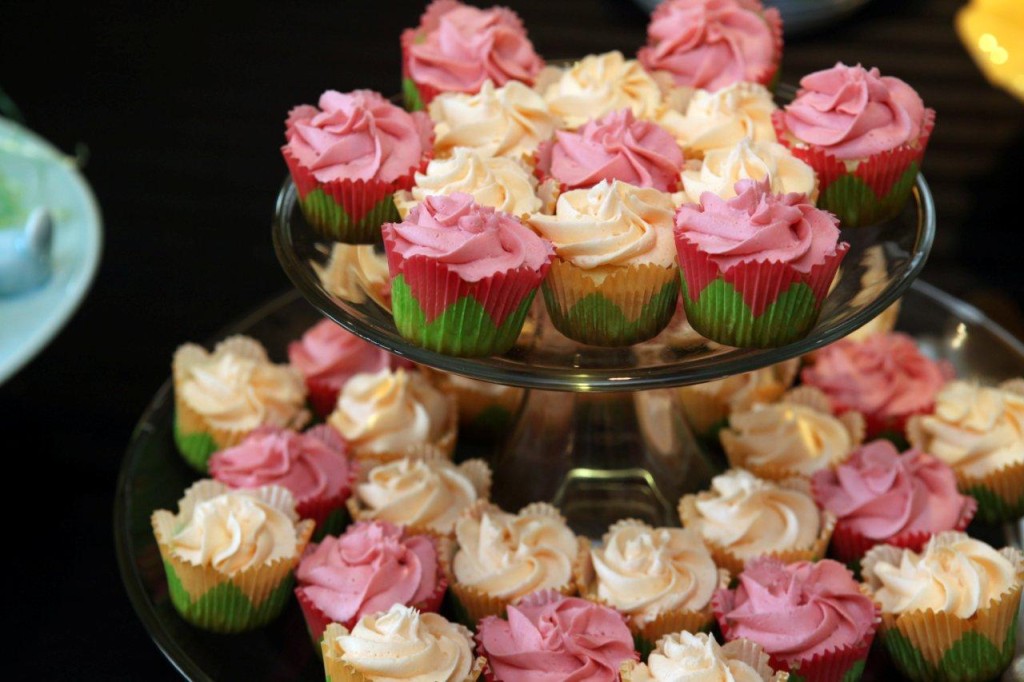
(3, 0, 1022, 678)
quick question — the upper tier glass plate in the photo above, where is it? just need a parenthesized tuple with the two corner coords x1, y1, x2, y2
(272, 173, 934, 392)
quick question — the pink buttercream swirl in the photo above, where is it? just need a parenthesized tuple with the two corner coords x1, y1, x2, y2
(812, 440, 970, 540)
(383, 192, 554, 282)
(538, 108, 684, 192)
(208, 425, 351, 508)
(477, 589, 638, 682)
(284, 89, 432, 183)
(638, 0, 781, 91)
(674, 178, 842, 272)
(405, 0, 544, 95)
(295, 520, 438, 625)
(783, 62, 928, 160)
(287, 318, 404, 392)
(802, 332, 953, 433)
(716, 558, 876, 662)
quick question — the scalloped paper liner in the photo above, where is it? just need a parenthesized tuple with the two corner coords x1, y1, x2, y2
(348, 392, 458, 463)
(620, 636, 790, 682)
(306, 376, 341, 419)
(541, 258, 680, 346)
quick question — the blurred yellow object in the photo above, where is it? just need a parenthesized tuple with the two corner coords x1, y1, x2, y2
(956, 0, 1024, 102)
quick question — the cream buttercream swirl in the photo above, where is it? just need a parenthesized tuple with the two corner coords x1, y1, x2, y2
(328, 368, 450, 456)
(680, 137, 817, 203)
(661, 82, 777, 157)
(528, 179, 677, 272)
(691, 469, 820, 559)
(908, 381, 1024, 479)
(865, 532, 1021, 618)
(627, 632, 767, 682)
(313, 243, 391, 307)
(430, 79, 558, 159)
(542, 51, 664, 130)
(335, 604, 475, 682)
(722, 403, 854, 476)
(452, 503, 578, 600)
(591, 521, 718, 623)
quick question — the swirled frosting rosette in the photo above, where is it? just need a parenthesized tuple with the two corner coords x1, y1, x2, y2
(906, 379, 1024, 523)
(281, 89, 433, 242)
(528, 179, 680, 346)
(150, 479, 315, 632)
(811, 440, 977, 563)
(576, 519, 727, 655)
(861, 532, 1024, 682)
(673, 179, 849, 348)
(321, 604, 485, 682)
(401, 0, 544, 110)
(172, 335, 309, 472)
(313, 243, 393, 309)
(773, 62, 936, 227)
(679, 137, 817, 204)
(678, 469, 835, 576)
(475, 589, 638, 682)
(657, 81, 778, 159)
(620, 631, 787, 682)
(637, 0, 783, 93)
(383, 192, 555, 357)
(713, 558, 879, 682)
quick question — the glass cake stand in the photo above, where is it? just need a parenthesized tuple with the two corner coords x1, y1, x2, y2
(272, 175, 934, 534)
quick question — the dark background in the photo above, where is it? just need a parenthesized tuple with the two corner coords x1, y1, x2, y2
(3, 0, 1021, 678)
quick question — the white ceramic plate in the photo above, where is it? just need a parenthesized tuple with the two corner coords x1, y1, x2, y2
(0, 117, 102, 384)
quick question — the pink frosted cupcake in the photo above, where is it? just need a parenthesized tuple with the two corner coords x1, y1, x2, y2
(383, 193, 554, 357)
(714, 557, 879, 682)
(208, 424, 354, 539)
(801, 331, 954, 438)
(638, 0, 783, 92)
(281, 89, 433, 243)
(773, 62, 936, 227)
(294, 520, 446, 644)
(475, 589, 638, 682)
(401, 0, 545, 111)
(534, 108, 684, 193)
(287, 318, 410, 417)
(674, 179, 849, 348)
(811, 440, 977, 565)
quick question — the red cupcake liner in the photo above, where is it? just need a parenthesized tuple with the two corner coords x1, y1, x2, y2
(306, 376, 340, 419)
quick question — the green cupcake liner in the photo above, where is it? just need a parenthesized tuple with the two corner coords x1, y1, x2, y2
(403, 77, 425, 112)
(173, 417, 218, 473)
(313, 505, 351, 542)
(464, 404, 514, 443)
(881, 612, 1018, 682)
(817, 163, 920, 228)
(298, 188, 399, 244)
(542, 278, 679, 347)
(963, 485, 1024, 525)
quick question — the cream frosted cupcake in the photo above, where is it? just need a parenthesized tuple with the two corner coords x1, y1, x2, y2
(678, 137, 817, 205)
(327, 367, 457, 463)
(678, 469, 835, 575)
(321, 604, 485, 682)
(426, 370, 525, 443)
(577, 519, 727, 656)
(347, 452, 492, 538)
(313, 243, 392, 309)
(442, 501, 583, 625)
(906, 379, 1024, 523)
(658, 81, 777, 159)
(151, 480, 315, 632)
(620, 632, 787, 682)
(862, 532, 1024, 682)
(528, 179, 680, 346)
(172, 335, 309, 472)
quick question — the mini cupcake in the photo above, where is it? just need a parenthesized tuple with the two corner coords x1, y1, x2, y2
(476, 589, 638, 681)
(327, 367, 457, 463)
(674, 179, 849, 348)
(287, 318, 408, 418)
(442, 501, 582, 625)
(719, 386, 865, 480)
(401, 0, 544, 110)
(678, 468, 834, 575)
(714, 557, 879, 682)
(678, 137, 817, 204)
(637, 0, 783, 93)
(208, 424, 354, 539)
(811, 440, 977, 565)
(294, 520, 445, 644)
(321, 604, 485, 682)
(774, 62, 936, 227)
(906, 379, 1024, 523)
(150, 480, 315, 632)
(383, 193, 555, 357)
(534, 108, 684, 193)
(657, 81, 778, 159)
(313, 243, 392, 309)
(427, 370, 525, 443)
(576, 519, 727, 656)
(281, 89, 433, 243)
(862, 532, 1024, 682)
(529, 179, 680, 346)
(620, 632, 787, 682)
(172, 335, 309, 473)
(801, 331, 954, 439)
(347, 453, 492, 538)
